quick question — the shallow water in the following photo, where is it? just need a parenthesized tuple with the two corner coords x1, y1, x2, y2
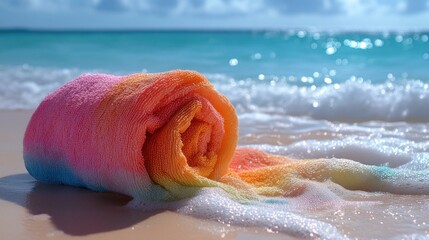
(236, 113, 429, 238)
(237, 117, 429, 238)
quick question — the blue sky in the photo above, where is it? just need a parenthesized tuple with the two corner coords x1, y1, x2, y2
(1, 0, 429, 30)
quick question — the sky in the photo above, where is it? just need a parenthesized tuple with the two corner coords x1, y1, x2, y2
(1, 0, 429, 31)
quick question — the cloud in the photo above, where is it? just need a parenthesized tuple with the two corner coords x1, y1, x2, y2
(94, 0, 180, 14)
(149, 0, 179, 14)
(180, 0, 268, 16)
(96, 0, 127, 12)
(1, 0, 429, 16)
(265, 0, 341, 15)
(91, 0, 429, 17)
(336, 0, 429, 15)
(400, 0, 429, 14)
(1, 0, 429, 30)
(0, 0, 98, 11)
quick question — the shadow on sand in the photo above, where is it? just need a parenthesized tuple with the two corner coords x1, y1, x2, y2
(0, 173, 161, 236)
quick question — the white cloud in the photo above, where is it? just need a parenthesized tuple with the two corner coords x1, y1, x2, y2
(1, 0, 428, 30)
(0, 0, 99, 11)
(1, 0, 428, 15)
(337, 0, 389, 15)
(190, 0, 266, 15)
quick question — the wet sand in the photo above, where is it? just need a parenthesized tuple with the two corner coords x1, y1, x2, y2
(0, 110, 290, 240)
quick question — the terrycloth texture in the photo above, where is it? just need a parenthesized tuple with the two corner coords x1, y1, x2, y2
(24, 70, 428, 201)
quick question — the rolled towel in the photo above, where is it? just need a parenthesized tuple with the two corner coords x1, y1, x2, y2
(24, 70, 429, 201)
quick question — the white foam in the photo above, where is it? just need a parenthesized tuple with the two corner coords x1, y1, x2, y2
(392, 234, 429, 240)
(2, 65, 429, 122)
(238, 112, 429, 140)
(0, 65, 86, 109)
(210, 74, 429, 122)
(238, 112, 429, 169)
(130, 188, 344, 239)
(244, 136, 429, 169)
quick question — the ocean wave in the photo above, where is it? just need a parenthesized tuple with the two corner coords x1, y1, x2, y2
(0, 65, 84, 109)
(210, 74, 429, 122)
(243, 135, 429, 170)
(1, 65, 429, 122)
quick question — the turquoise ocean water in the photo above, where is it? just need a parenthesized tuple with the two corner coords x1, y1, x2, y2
(1, 30, 429, 81)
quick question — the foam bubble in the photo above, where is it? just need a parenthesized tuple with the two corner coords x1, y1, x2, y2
(243, 136, 429, 170)
(210, 74, 429, 122)
(0, 65, 87, 109)
(392, 234, 429, 240)
(238, 112, 429, 174)
(130, 188, 344, 239)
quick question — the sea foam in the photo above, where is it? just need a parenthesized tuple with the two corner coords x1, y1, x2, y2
(0, 65, 83, 109)
(130, 187, 344, 239)
(238, 113, 429, 170)
(3, 65, 428, 123)
(211, 74, 429, 122)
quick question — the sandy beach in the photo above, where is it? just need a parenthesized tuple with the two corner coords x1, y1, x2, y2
(0, 110, 294, 240)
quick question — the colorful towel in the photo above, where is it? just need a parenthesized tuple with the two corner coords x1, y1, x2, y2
(23, 70, 428, 201)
